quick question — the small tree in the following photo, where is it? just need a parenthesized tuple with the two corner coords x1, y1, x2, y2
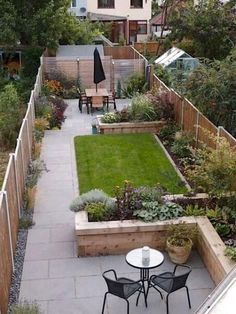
(0, 84, 21, 149)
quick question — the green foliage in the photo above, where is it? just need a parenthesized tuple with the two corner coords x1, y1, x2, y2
(225, 246, 236, 261)
(0, 0, 18, 46)
(26, 160, 47, 188)
(171, 132, 193, 159)
(186, 133, 236, 197)
(122, 73, 148, 98)
(154, 65, 173, 87)
(168, 0, 236, 60)
(183, 204, 206, 216)
(21, 47, 43, 79)
(130, 94, 157, 121)
(159, 123, 181, 146)
(85, 202, 107, 221)
(152, 0, 160, 17)
(183, 51, 236, 135)
(167, 222, 198, 247)
(215, 223, 231, 238)
(19, 217, 34, 230)
(10, 301, 41, 314)
(0, 84, 21, 149)
(134, 201, 183, 222)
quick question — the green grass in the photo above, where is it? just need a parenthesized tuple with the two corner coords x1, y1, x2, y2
(74, 134, 187, 195)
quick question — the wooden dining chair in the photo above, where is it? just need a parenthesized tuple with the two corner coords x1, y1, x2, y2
(91, 96, 105, 114)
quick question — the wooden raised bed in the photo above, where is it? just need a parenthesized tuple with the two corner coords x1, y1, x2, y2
(97, 115, 166, 134)
(75, 213, 235, 285)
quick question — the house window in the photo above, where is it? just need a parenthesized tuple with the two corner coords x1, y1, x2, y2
(98, 0, 115, 8)
(137, 21, 147, 34)
(129, 20, 147, 43)
(71, 0, 76, 7)
(130, 0, 143, 8)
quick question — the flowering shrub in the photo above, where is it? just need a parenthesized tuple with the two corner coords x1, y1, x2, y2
(101, 112, 120, 123)
(43, 80, 63, 96)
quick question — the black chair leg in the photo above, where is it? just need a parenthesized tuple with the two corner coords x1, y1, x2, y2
(185, 286, 191, 308)
(152, 285, 163, 299)
(136, 289, 142, 306)
(114, 102, 116, 110)
(102, 292, 108, 314)
(166, 293, 170, 314)
(125, 299, 129, 314)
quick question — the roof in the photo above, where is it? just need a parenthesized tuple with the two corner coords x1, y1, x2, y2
(154, 47, 191, 67)
(88, 12, 127, 21)
(150, 12, 165, 25)
(56, 45, 104, 58)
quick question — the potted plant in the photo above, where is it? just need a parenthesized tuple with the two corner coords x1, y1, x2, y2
(166, 222, 197, 264)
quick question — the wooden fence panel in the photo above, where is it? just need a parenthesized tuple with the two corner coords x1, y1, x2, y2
(0, 194, 13, 314)
(113, 59, 145, 90)
(104, 46, 135, 59)
(197, 114, 218, 149)
(3, 158, 19, 250)
(78, 57, 112, 91)
(171, 91, 183, 126)
(15, 144, 25, 206)
(134, 42, 159, 56)
(182, 99, 199, 136)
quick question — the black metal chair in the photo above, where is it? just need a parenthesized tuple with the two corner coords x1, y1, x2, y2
(148, 264, 192, 314)
(102, 269, 142, 314)
(78, 91, 89, 114)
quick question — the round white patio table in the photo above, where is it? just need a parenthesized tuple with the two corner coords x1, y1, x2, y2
(126, 248, 164, 307)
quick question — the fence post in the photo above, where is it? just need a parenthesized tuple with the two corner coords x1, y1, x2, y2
(195, 111, 200, 147)
(1, 191, 15, 272)
(24, 118, 31, 160)
(10, 153, 21, 218)
(17, 138, 26, 182)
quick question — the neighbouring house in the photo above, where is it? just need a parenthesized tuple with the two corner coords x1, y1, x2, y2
(150, 10, 171, 38)
(68, 0, 152, 44)
(155, 47, 199, 76)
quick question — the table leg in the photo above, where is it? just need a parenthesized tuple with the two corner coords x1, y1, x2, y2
(136, 269, 149, 307)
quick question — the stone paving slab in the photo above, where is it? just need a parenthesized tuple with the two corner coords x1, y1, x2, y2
(20, 100, 215, 314)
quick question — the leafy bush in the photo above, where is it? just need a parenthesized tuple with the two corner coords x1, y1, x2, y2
(47, 96, 68, 129)
(146, 89, 174, 121)
(26, 159, 47, 188)
(183, 204, 206, 216)
(43, 80, 63, 96)
(171, 132, 193, 158)
(134, 201, 183, 222)
(85, 202, 107, 221)
(10, 300, 42, 314)
(122, 73, 148, 98)
(215, 223, 232, 238)
(154, 65, 173, 87)
(19, 217, 35, 229)
(34, 118, 49, 142)
(167, 222, 197, 247)
(159, 123, 180, 146)
(130, 94, 157, 122)
(0, 84, 22, 149)
(225, 246, 236, 261)
(70, 189, 112, 212)
(186, 132, 236, 196)
(35, 96, 53, 118)
(101, 112, 120, 124)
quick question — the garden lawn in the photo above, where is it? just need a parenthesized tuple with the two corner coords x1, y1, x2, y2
(74, 134, 187, 195)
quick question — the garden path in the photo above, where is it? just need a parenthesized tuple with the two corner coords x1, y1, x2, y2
(19, 99, 215, 314)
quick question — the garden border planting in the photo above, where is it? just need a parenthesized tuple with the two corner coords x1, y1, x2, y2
(97, 115, 166, 134)
(75, 213, 234, 285)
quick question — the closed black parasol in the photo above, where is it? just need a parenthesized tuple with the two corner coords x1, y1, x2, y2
(94, 47, 106, 92)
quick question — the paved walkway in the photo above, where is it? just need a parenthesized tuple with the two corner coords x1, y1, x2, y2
(19, 100, 214, 314)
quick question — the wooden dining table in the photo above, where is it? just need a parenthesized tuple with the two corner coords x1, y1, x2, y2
(85, 88, 109, 98)
(85, 88, 109, 113)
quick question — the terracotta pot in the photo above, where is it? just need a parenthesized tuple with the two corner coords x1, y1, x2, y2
(166, 237, 192, 264)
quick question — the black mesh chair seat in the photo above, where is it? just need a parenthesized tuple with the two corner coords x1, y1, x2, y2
(151, 272, 173, 291)
(117, 277, 141, 298)
(148, 264, 192, 314)
(102, 269, 142, 314)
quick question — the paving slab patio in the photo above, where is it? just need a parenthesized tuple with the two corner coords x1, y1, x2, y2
(19, 99, 215, 314)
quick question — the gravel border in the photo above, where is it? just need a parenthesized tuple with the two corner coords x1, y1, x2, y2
(8, 208, 34, 310)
